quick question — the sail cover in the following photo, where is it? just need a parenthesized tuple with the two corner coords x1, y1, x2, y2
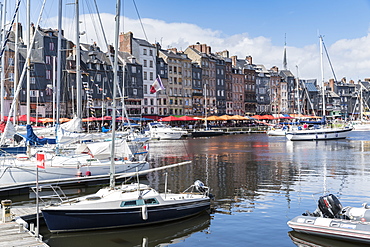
(26, 125, 56, 146)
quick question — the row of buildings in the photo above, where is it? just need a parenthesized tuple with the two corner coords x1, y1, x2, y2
(2, 23, 370, 120)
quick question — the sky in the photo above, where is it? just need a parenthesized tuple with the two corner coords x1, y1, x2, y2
(12, 0, 370, 82)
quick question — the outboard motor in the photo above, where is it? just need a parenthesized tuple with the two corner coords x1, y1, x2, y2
(318, 194, 343, 218)
(194, 180, 207, 193)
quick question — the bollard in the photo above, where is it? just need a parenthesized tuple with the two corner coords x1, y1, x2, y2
(1, 200, 12, 223)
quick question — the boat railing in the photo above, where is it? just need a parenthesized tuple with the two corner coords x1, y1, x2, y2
(31, 185, 70, 206)
(182, 180, 210, 197)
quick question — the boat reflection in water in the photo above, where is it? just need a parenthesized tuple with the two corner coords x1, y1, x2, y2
(288, 231, 369, 247)
(42, 212, 211, 247)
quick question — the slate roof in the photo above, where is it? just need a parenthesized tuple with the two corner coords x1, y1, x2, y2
(133, 38, 154, 48)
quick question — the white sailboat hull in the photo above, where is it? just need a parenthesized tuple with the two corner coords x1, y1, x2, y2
(286, 127, 353, 141)
(0, 156, 149, 191)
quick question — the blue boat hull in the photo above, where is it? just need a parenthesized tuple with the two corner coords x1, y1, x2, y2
(42, 199, 210, 232)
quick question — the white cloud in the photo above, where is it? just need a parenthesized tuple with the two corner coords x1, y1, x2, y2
(49, 13, 369, 81)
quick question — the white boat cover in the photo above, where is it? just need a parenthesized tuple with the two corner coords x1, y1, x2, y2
(76, 140, 132, 159)
(60, 117, 83, 132)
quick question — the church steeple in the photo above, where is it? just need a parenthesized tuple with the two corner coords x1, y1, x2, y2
(283, 34, 287, 70)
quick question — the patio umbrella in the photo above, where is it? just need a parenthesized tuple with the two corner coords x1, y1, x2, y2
(39, 117, 54, 123)
(206, 116, 223, 121)
(230, 115, 248, 120)
(261, 115, 275, 120)
(219, 115, 233, 120)
(251, 115, 263, 120)
(82, 117, 98, 122)
(59, 118, 71, 123)
(97, 116, 112, 121)
(159, 116, 181, 122)
(177, 116, 197, 121)
(17, 115, 42, 123)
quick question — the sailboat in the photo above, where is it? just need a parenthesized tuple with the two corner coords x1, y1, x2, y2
(191, 83, 224, 137)
(285, 36, 353, 141)
(0, 0, 150, 192)
(41, 3, 211, 232)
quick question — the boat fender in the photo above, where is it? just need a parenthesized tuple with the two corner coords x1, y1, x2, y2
(85, 171, 91, 176)
(141, 205, 148, 220)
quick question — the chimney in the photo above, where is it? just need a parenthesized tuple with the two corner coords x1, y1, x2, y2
(190, 43, 211, 54)
(206, 45, 211, 54)
(168, 47, 177, 53)
(119, 31, 133, 53)
(246, 56, 252, 65)
(12, 23, 23, 42)
(271, 66, 279, 72)
(231, 55, 238, 67)
(221, 50, 229, 58)
(329, 79, 335, 91)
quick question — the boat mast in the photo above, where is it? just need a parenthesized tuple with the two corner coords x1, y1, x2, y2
(204, 83, 207, 129)
(56, 0, 62, 125)
(14, 0, 19, 125)
(26, 0, 31, 125)
(0, 0, 6, 121)
(319, 35, 325, 116)
(296, 65, 300, 115)
(109, 0, 120, 189)
(75, 0, 81, 118)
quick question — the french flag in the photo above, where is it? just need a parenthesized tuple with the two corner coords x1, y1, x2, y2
(150, 75, 165, 94)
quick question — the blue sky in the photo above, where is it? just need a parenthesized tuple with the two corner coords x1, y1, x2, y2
(14, 0, 370, 81)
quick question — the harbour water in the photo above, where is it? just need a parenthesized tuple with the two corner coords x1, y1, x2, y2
(13, 131, 370, 246)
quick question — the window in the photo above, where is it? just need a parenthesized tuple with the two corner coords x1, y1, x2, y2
(31, 77, 36, 84)
(149, 60, 153, 68)
(144, 60, 147, 67)
(96, 74, 101, 82)
(144, 71, 147, 80)
(143, 49, 147, 55)
(149, 50, 153, 56)
(150, 72, 153, 81)
(131, 66, 136, 73)
(49, 42, 55, 51)
(46, 70, 51, 80)
(45, 56, 51, 64)
(30, 90, 39, 97)
(133, 89, 137, 95)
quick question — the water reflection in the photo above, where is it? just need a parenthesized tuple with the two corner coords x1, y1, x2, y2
(42, 212, 210, 247)
(15, 132, 370, 246)
(288, 231, 369, 247)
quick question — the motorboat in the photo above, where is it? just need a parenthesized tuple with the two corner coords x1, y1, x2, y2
(288, 194, 370, 244)
(191, 129, 224, 138)
(42, 179, 211, 232)
(285, 126, 353, 141)
(267, 126, 288, 136)
(146, 122, 187, 140)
